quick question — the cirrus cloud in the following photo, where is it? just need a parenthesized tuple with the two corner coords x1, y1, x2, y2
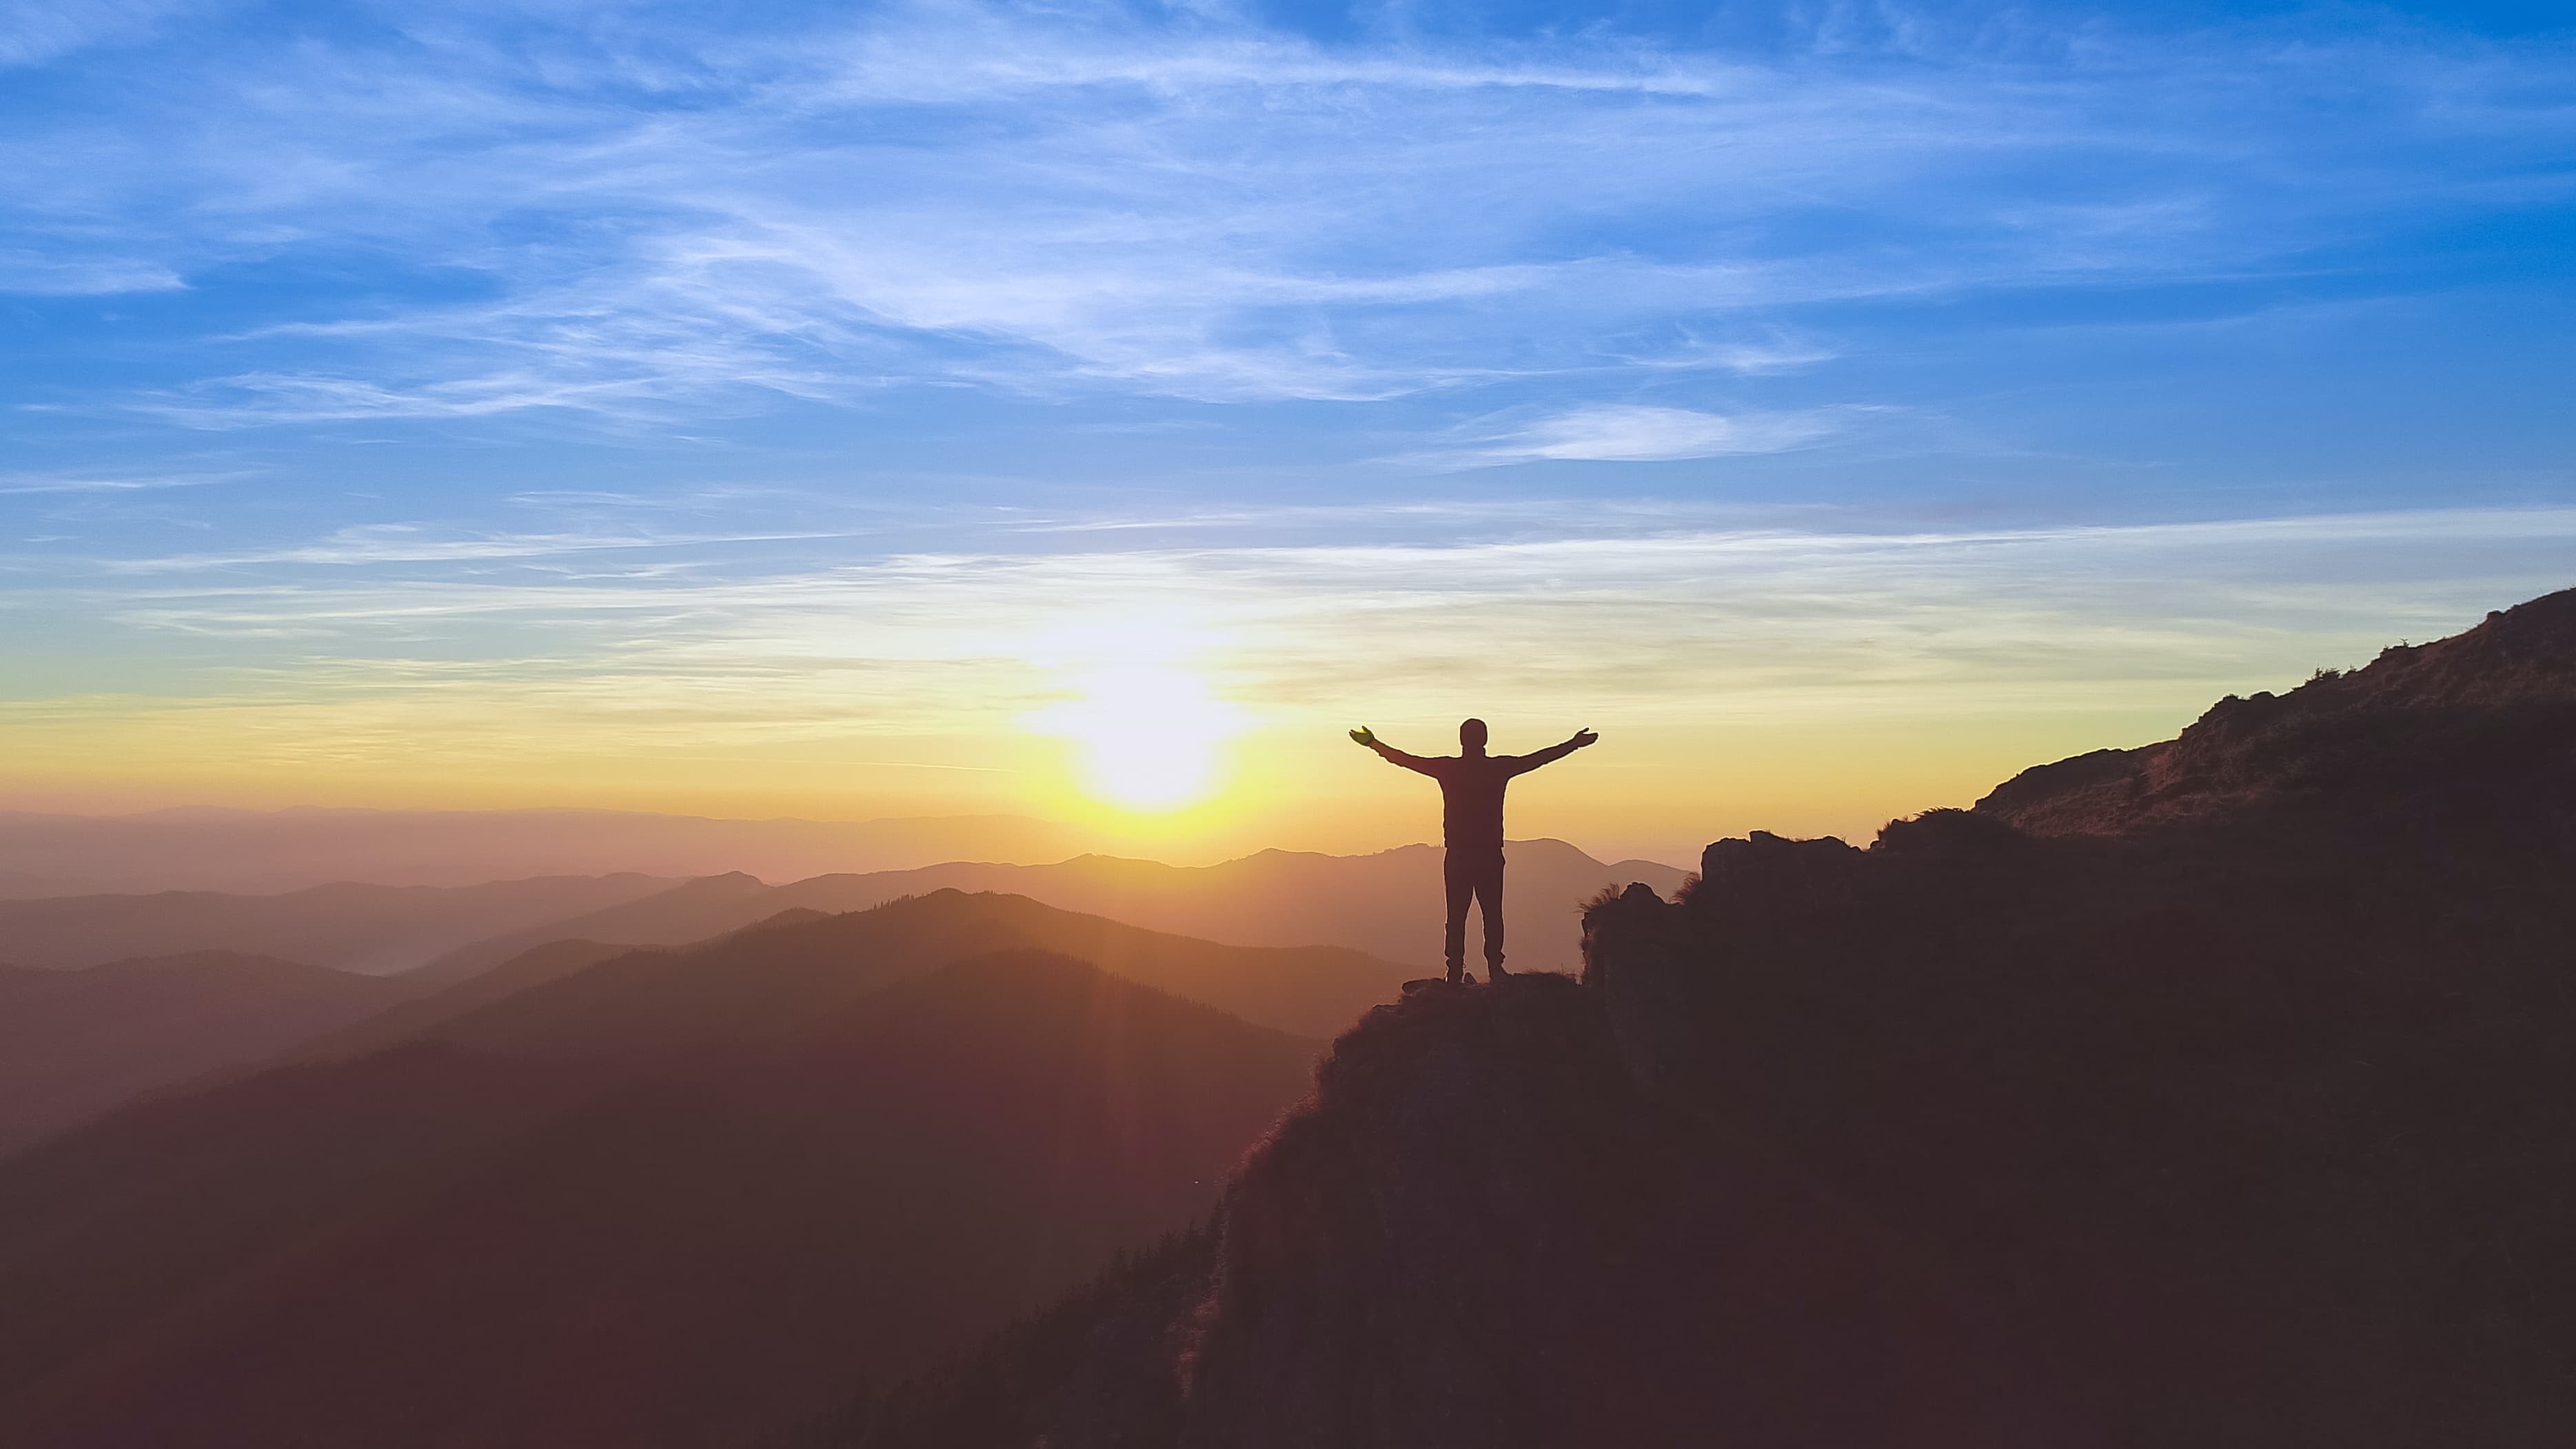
(1456, 405, 1847, 465)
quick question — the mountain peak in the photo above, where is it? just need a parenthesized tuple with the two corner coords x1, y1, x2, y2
(689, 869, 769, 888)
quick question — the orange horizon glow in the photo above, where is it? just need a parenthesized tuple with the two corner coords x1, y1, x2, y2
(8, 516, 2562, 871)
(0, 689, 2293, 871)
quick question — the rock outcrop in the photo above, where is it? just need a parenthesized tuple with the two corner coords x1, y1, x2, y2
(844, 975, 2067, 1449)
(1578, 590, 2576, 1448)
(1180, 974, 2058, 1449)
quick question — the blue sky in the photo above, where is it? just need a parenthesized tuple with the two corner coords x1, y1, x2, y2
(3, 0, 2572, 854)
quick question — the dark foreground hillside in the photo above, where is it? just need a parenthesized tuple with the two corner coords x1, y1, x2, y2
(822, 588, 2576, 1449)
(829, 980, 2065, 1449)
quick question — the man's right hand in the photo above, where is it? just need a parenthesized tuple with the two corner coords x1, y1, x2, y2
(1350, 726, 1377, 747)
(1571, 728, 1599, 748)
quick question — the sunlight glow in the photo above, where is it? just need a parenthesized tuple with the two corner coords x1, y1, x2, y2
(1028, 667, 1244, 813)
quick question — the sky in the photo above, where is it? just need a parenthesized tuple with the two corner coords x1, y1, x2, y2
(3, 0, 2571, 867)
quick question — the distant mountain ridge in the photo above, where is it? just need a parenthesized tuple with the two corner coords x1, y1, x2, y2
(0, 842, 1641, 1162)
(419, 840, 1686, 989)
(0, 809, 1093, 895)
(1, 841, 1682, 985)
(0, 873, 680, 973)
(387, 889, 1415, 1047)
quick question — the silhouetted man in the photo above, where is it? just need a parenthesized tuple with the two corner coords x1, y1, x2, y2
(1352, 719, 1598, 984)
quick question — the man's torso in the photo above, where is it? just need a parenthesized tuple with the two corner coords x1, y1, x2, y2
(1426, 755, 1516, 852)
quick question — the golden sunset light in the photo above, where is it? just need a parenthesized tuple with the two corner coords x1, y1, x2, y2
(4, 4, 2571, 1443)
(1028, 665, 1245, 813)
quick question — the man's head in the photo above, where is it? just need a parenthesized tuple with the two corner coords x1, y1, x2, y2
(1459, 718, 1488, 754)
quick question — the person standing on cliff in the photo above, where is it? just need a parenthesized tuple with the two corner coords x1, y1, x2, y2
(1351, 719, 1599, 984)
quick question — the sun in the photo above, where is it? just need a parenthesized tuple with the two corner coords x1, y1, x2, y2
(1029, 666, 1241, 813)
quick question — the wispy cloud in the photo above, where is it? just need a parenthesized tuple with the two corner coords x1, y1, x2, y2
(0, 250, 185, 296)
(0, 0, 208, 70)
(24, 504, 2572, 722)
(0, 470, 228, 495)
(8, 492, 2564, 846)
(8, 1, 2569, 421)
(105, 522, 860, 571)
(1446, 405, 1846, 465)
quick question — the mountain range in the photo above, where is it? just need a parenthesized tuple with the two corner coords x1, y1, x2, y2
(0, 895, 1332, 1448)
(0, 873, 680, 973)
(0, 953, 426, 1157)
(1, 840, 1677, 983)
(414, 839, 1686, 991)
(0, 839, 1656, 1159)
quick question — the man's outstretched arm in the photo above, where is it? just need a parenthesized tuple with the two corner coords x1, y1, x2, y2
(1351, 726, 1440, 776)
(1506, 728, 1599, 776)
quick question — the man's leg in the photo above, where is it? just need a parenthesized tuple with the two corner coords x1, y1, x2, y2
(1443, 856, 1472, 983)
(1476, 851, 1507, 978)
